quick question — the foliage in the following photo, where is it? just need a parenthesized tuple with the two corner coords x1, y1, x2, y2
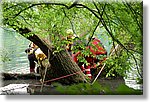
(55, 81, 142, 95)
(56, 81, 107, 95)
(114, 84, 142, 95)
(104, 51, 131, 77)
(1, 0, 143, 79)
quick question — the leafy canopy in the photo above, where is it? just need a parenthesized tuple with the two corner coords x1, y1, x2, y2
(1, 0, 143, 78)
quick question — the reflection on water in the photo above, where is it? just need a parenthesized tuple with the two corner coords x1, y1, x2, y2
(125, 79, 142, 90)
(0, 28, 142, 90)
(125, 68, 143, 90)
(0, 28, 30, 73)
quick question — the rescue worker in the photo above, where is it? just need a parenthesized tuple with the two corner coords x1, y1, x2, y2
(84, 37, 107, 79)
(25, 42, 38, 73)
(72, 37, 107, 79)
(66, 29, 76, 56)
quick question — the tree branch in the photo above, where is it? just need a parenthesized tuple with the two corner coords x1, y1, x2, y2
(12, 2, 67, 18)
(124, 2, 142, 35)
(86, 20, 101, 46)
(16, 27, 52, 57)
(13, 2, 81, 19)
(62, 8, 76, 35)
(75, 3, 100, 19)
(68, 0, 79, 9)
(92, 2, 142, 78)
(93, 2, 128, 51)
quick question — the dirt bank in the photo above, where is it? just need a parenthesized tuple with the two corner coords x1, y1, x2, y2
(1, 73, 125, 95)
(1, 78, 125, 95)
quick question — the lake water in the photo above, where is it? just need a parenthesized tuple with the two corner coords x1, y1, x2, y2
(0, 28, 142, 90)
(0, 28, 30, 73)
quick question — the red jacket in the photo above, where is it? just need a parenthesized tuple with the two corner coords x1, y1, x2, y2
(72, 38, 106, 63)
(89, 38, 106, 55)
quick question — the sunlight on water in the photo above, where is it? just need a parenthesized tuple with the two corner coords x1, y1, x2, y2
(125, 79, 142, 90)
(124, 54, 143, 90)
(0, 28, 30, 74)
(125, 68, 143, 90)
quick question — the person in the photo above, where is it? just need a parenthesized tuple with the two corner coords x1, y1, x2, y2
(72, 37, 107, 79)
(84, 37, 107, 79)
(66, 29, 76, 56)
(25, 42, 38, 73)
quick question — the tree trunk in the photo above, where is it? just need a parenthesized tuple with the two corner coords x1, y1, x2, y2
(19, 29, 87, 84)
(47, 50, 87, 84)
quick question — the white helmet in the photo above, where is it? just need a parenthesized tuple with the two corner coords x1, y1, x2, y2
(66, 29, 73, 35)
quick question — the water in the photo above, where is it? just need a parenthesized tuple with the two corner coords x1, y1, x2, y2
(0, 28, 142, 90)
(125, 68, 143, 90)
(0, 28, 30, 73)
(0, 84, 29, 95)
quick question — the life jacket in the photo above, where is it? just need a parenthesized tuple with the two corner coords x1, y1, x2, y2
(26, 42, 46, 62)
(34, 48, 47, 61)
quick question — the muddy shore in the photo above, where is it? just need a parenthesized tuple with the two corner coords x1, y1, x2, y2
(0, 73, 125, 95)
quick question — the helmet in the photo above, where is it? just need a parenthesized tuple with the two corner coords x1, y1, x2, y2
(66, 29, 73, 35)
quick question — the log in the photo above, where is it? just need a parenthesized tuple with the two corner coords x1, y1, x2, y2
(19, 29, 87, 84)
(1, 73, 41, 80)
(2, 27, 87, 84)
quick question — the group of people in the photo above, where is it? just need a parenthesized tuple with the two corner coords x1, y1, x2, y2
(25, 29, 107, 79)
(63, 29, 107, 79)
(67, 34, 107, 79)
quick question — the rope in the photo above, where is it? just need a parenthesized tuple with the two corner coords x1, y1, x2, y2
(91, 58, 107, 85)
(40, 37, 51, 92)
(91, 44, 120, 85)
(43, 70, 83, 84)
(42, 58, 107, 84)
(91, 63, 106, 85)
(40, 63, 48, 92)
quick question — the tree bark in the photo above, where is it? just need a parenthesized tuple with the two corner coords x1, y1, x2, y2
(18, 28, 87, 84)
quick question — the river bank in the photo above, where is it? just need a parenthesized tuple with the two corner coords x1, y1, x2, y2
(0, 72, 127, 95)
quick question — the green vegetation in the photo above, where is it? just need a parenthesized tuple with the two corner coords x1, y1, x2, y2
(55, 81, 142, 95)
(1, 0, 143, 93)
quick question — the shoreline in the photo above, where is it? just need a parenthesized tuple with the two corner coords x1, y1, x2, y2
(0, 72, 127, 95)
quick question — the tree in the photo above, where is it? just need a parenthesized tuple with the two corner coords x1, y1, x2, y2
(1, 0, 143, 84)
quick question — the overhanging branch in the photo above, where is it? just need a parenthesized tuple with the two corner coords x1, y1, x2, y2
(11, 2, 80, 19)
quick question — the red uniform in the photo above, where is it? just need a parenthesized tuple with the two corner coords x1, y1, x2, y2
(89, 38, 106, 55)
(73, 38, 107, 79)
